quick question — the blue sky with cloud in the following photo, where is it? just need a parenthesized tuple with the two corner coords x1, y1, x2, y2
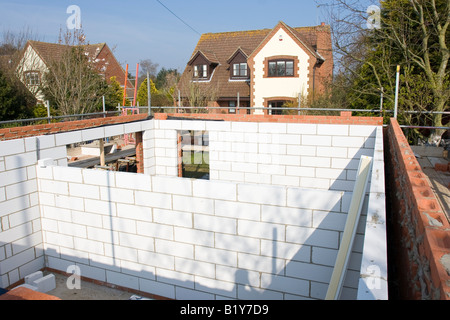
(0, 0, 327, 73)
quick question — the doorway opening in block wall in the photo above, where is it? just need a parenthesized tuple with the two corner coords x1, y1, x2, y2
(67, 134, 139, 172)
(178, 130, 209, 180)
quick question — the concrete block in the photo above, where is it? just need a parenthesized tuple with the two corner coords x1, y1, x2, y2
(5, 152, 37, 170)
(181, 120, 206, 131)
(192, 179, 236, 201)
(238, 220, 285, 241)
(286, 166, 315, 178)
(55, 131, 82, 146)
(287, 123, 317, 135)
(174, 227, 214, 247)
(69, 182, 100, 200)
(195, 246, 237, 268)
(287, 188, 342, 211)
(100, 186, 134, 204)
(38, 146, 67, 161)
(5, 180, 37, 200)
(82, 168, 115, 187)
(154, 239, 193, 259)
(195, 275, 236, 298)
(135, 191, 172, 209)
(317, 147, 348, 158)
(194, 213, 236, 234)
(81, 127, 105, 142)
(349, 125, 377, 137)
(0, 139, 25, 157)
(231, 121, 258, 133)
(238, 183, 286, 206)
(261, 274, 309, 297)
(33, 274, 56, 293)
(215, 233, 260, 254)
(154, 208, 192, 228)
(261, 205, 312, 227)
(215, 200, 260, 221)
(124, 121, 142, 134)
(286, 226, 339, 249)
(174, 257, 215, 278)
(136, 221, 173, 240)
(104, 124, 124, 137)
(0, 168, 28, 188)
(332, 136, 364, 148)
(172, 195, 213, 215)
(152, 176, 191, 196)
(24, 271, 43, 285)
(271, 175, 299, 187)
(106, 270, 139, 291)
(301, 135, 331, 146)
(238, 252, 285, 274)
(140, 278, 176, 300)
(301, 156, 331, 168)
(259, 122, 286, 134)
(287, 145, 316, 156)
(317, 124, 349, 136)
(138, 250, 175, 270)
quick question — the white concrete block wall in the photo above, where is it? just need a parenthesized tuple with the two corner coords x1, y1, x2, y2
(0, 118, 386, 300)
(0, 138, 43, 288)
(149, 120, 378, 192)
(34, 161, 372, 300)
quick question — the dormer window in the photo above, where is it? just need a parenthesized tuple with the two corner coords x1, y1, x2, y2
(194, 64, 208, 79)
(232, 63, 248, 78)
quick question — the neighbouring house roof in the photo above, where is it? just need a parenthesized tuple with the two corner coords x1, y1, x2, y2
(19, 40, 134, 97)
(178, 21, 332, 100)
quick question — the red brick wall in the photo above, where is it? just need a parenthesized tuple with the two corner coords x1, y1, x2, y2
(0, 114, 148, 141)
(154, 111, 383, 125)
(386, 119, 450, 300)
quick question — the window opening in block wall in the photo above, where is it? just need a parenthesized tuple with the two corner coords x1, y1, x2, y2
(66, 134, 138, 172)
(178, 130, 209, 180)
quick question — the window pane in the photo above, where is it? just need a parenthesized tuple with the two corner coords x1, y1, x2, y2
(202, 65, 207, 77)
(240, 63, 247, 76)
(286, 61, 294, 76)
(194, 66, 198, 77)
(277, 61, 285, 76)
(233, 64, 239, 76)
(268, 62, 276, 76)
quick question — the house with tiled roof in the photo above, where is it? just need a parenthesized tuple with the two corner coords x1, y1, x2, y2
(178, 21, 333, 114)
(16, 40, 134, 103)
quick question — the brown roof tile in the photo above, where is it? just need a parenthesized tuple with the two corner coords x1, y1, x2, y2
(179, 22, 331, 100)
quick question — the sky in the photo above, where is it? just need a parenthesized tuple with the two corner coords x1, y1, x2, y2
(0, 0, 330, 74)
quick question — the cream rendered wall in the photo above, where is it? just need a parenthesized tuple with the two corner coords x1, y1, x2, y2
(17, 45, 48, 102)
(252, 28, 310, 114)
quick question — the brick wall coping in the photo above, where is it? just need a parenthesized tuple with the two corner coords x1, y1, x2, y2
(0, 114, 150, 141)
(154, 112, 383, 126)
(389, 118, 450, 299)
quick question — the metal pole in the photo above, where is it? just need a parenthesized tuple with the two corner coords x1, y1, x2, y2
(45, 100, 50, 124)
(133, 63, 139, 107)
(147, 72, 151, 115)
(237, 92, 240, 113)
(379, 87, 384, 112)
(394, 65, 400, 119)
(123, 64, 128, 107)
(102, 96, 106, 118)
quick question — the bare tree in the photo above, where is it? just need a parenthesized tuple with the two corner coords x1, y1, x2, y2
(42, 28, 108, 115)
(177, 76, 219, 113)
(319, 0, 450, 141)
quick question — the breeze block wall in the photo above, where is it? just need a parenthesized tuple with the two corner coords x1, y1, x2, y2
(0, 112, 387, 300)
(0, 115, 151, 288)
(385, 119, 450, 300)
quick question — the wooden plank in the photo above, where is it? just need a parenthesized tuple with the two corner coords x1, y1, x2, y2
(325, 155, 373, 300)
